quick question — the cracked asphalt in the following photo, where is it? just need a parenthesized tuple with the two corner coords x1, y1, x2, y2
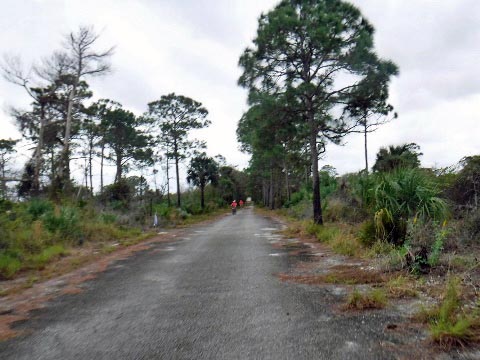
(0, 207, 407, 359)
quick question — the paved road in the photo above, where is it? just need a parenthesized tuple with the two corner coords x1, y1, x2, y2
(0, 207, 403, 359)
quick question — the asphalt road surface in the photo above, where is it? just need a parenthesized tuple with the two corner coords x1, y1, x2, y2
(0, 207, 404, 359)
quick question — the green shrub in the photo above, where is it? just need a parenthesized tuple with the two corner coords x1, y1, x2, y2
(358, 220, 377, 247)
(101, 180, 132, 205)
(27, 199, 54, 220)
(183, 201, 202, 215)
(331, 233, 361, 256)
(366, 241, 396, 257)
(28, 245, 68, 270)
(42, 206, 80, 240)
(0, 199, 14, 212)
(284, 198, 313, 219)
(324, 197, 363, 223)
(155, 203, 171, 218)
(304, 220, 321, 236)
(463, 209, 480, 244)
(315, 225, 340, 243)
(373, 168, 448, 221)
(429, 223, 448, 267)
(370, 168, 448, 245)
(0, 253, 22, 279)
(81, 222, 124, 242)
(284, 186, 311, 208)
(101, 213, 117, 224)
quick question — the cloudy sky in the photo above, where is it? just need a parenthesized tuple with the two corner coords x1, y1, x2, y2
(1, 0, 479, 186)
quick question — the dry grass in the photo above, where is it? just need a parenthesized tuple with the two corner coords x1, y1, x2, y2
(384, 275, 418, 298)
(343, 288, 388, 310)
(278, 265, 387, 286)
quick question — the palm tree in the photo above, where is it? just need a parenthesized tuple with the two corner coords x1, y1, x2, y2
(187, 153, 219, 210)
(372, 143, 422, 173)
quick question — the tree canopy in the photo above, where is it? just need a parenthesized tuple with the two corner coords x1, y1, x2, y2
(372, 143, 422, 173)
(238, 0, 398, 223)
(147, 93, 210, 207)
(187, 153, 219, 210)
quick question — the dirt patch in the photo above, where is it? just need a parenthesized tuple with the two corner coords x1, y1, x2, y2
(61, 287, 84, 295)
(278, 267, 387, 286)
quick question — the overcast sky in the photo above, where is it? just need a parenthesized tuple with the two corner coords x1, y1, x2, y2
(1, 0, 479, 187)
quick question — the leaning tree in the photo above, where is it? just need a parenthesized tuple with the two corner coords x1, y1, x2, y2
(46, 26, 114, 191)
(239, 0, 398, 224)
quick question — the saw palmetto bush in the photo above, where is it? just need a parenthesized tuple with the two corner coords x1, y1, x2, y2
(371, 168, 448, 245)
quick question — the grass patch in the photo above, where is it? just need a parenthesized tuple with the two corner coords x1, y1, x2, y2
(315, 224, 340, 243)
(302, 221, 364, 257)
(448, 255, 478, 272)
(100, 244, 119, 255)
(283, 266, 387, 286)
(365, 241, 396, 257)
(119, 232, 153, 247)
(384, 275, 418, 298)
(330, 232, 362, 257)
(323, 274, 358, 285)
(81, 222, 125, 242)
(0, 253, 22, 279)
(414, 277, 480, 348)
(344, 288, 388, 310)
(27, 245, 69, 270)
(326, 266, 386, 284)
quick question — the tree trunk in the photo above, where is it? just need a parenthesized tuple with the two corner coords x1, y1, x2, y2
(364, 123, 369, 174)
(115, 152, 122, 183)
(32, 103, 46, 195)
(0, 155, 5, 199)
(200, 183, 205, 210)
(166, 156, 171, 207)
(269, 168, 274, 210)
(284, 159, 290, 203)
(88, 136, 93, 195)
(174, 141, 181, 207)
(58, 84, 77, 190)
(84, 158, 88, 189)
(50, 149, 55, 182)
(262, 180, 267, 207)
(100, 141, 105, 192)
(308, 111, 323, 225)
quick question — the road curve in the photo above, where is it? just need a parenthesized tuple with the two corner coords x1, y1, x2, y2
(0, 207, 402, 359)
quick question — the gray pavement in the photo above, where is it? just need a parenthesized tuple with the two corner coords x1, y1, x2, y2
(0, 207, 405, 359)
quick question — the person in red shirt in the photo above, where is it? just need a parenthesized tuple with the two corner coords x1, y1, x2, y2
(231, 200, 237, 215)
(239, 199, 244, 208)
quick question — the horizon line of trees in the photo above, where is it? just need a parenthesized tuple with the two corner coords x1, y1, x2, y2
(0, 26, 246, 210)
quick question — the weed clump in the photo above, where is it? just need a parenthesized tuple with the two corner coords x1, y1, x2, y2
(385, 275, 418, 298)
(415, 277, 480, 348)
(344, 288, 388, 310)
(0, 253, 22, 279)
(27, 245, 68, 270)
